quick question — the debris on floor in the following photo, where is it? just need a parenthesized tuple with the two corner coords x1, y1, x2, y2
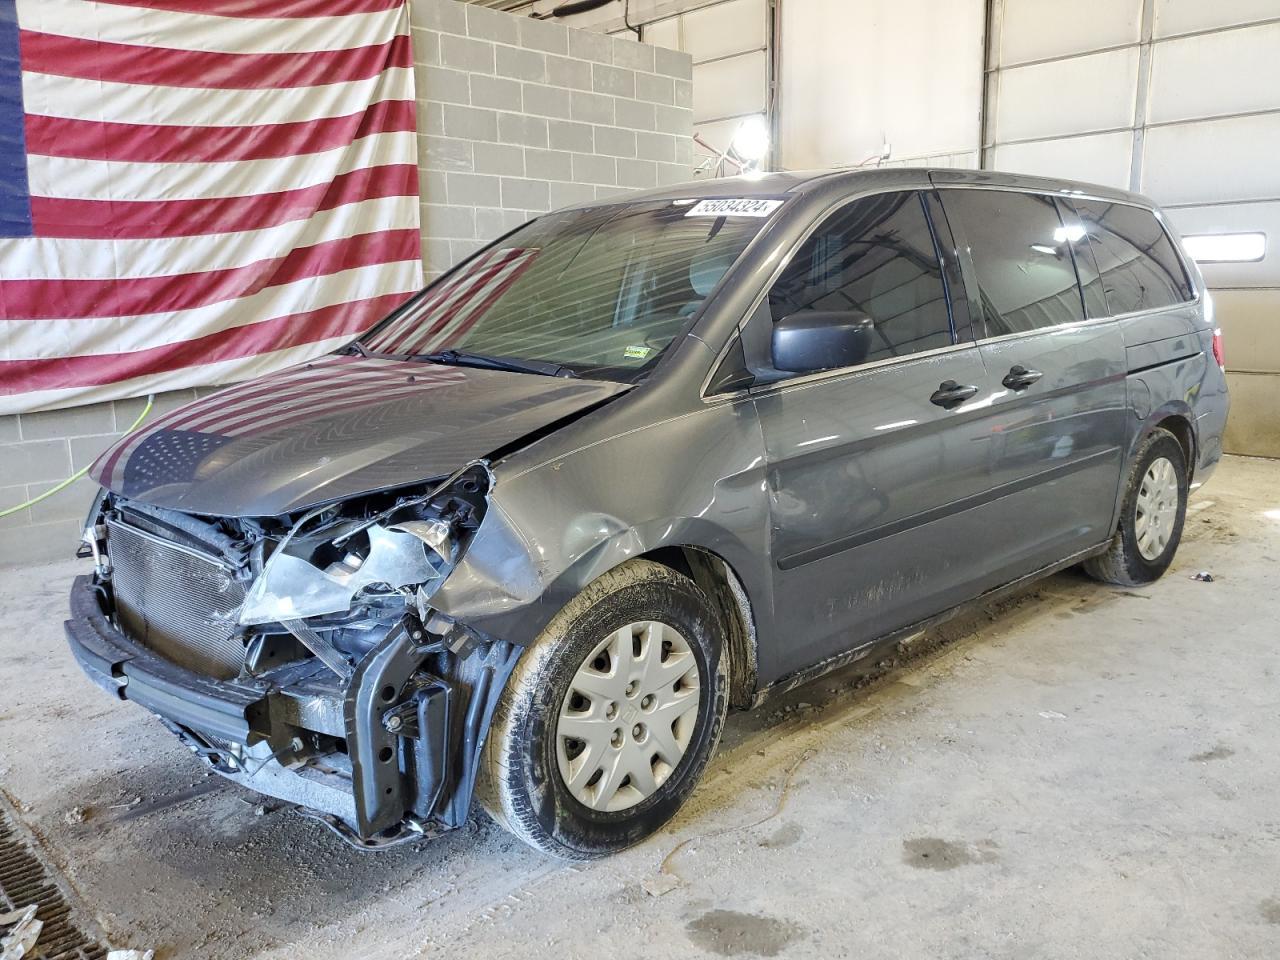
(1190, 571, 1215, 582)
(64, 806, 86, 825)
(0, 905, 41, 960)
(640, 873, 683, 897)
(106, 950, 155, 960)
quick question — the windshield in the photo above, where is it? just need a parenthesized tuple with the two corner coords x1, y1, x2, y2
(362, 198, 781, 379)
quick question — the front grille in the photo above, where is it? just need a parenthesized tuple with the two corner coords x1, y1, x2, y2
(106, 518, 248, 679)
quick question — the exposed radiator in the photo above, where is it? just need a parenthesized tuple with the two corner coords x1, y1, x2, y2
(106, 518, 248, 680)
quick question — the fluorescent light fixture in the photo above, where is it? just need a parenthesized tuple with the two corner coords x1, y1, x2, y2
(1182, 232, 1267, 263)
(731, 115, 771, 164)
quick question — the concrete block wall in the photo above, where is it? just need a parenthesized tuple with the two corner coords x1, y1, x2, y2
(410, 0, 695, 279)
(0, 389, 221, 564)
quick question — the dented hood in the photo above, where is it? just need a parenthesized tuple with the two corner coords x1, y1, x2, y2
(90, 355, 628, 516)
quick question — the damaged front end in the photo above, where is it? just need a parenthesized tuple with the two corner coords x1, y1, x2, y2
(64, 463, 519, 848)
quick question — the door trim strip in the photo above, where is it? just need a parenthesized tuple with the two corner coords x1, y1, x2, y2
(775, 446, 1121, 571)
(1127, 351, 1202, 376)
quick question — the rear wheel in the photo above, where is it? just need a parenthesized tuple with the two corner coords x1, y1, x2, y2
(476, 559, 729, 859)
(1083, 428, 1189, 586)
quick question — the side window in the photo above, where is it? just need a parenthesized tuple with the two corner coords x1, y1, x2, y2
(941, 189, 1085, 336)
(1071, 199, 1195, 315)
(1055, 197, 1109, 320)
(766, 191, 954, 368)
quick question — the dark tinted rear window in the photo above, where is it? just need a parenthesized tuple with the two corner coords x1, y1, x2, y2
(767, 191, 953, 365)
(1072, 199, 1194, 315)
(940, 189, 1084, 335)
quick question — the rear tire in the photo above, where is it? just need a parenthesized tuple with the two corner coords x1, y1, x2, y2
(1083, 428, 1188, 586)
(476, 559, 729, 860)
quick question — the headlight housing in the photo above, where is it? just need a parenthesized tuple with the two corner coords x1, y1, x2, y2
(238, 462, 488, 629)
(239, 520, 453, 626)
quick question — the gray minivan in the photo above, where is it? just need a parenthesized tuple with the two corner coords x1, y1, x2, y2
(66, 168, 1228, 859)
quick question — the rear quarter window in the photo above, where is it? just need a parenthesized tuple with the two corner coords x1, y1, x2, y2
(1071, 199, 1194, 315)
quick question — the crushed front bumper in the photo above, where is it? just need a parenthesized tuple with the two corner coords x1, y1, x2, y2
(65, 575, 262, 742)
(64, 575, 517, 847)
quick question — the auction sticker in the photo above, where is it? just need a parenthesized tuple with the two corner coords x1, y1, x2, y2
(684, 198, 784, 218)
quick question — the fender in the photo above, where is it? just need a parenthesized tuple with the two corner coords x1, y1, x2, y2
(431, 503, 773, 652)
(429, 404, 774, 651)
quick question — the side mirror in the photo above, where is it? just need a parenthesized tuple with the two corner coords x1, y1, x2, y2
(771, 310, 874, 374)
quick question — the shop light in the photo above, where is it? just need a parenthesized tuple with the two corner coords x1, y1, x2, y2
(731, 115, 771, 164)
(1182, 232, 1266, 263)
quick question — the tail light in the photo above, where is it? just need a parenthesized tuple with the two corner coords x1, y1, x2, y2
(1211, 327, 1225, 370)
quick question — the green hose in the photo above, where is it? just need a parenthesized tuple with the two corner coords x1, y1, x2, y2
(0, 395, 154, 519)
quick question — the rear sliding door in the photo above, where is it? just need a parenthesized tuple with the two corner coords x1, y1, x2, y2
(935, 186, 1128, 579)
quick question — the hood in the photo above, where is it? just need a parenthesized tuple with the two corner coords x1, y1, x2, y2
(91, 355, 629, 516)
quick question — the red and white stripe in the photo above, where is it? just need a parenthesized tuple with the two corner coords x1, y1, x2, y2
(367, 248, 540, 356)
(1, 0, 422, 415)
(94, 355, 467, 489)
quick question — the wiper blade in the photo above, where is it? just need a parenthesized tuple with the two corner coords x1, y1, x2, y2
(413, 349, 576, 378)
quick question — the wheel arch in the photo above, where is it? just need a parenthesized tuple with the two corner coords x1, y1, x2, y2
(636, 545, 761, 710)
(431, 504, 770, 711)
(1149, 410, 1196, 482)
(1106, 405, 1196, 544)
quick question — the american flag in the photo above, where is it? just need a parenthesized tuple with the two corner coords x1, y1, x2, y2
(367, 246, 540, 356)
(93, 355, 466, 492)
(0, 0, 423, 415)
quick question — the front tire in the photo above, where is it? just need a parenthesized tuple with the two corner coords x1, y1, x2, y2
(1083, 428, 1189, 586)
(476, 559, 729, 860)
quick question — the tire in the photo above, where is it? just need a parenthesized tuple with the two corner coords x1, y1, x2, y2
(1083, 428, 1189, 586)
(476, 559, 729, 860)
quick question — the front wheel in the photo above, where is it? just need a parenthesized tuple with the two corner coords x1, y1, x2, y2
(1083, 427, 1189, 586)
(476, 559, 729, 860)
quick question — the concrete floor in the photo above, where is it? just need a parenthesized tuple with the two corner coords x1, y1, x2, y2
(1, 455, 1278, 959)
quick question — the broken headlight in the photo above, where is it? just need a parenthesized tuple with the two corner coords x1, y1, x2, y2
(238, 519, 453, 626)
(239, 463, 487, 628)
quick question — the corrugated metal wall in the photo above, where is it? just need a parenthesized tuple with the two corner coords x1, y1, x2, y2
(779, 0, 985, 171)
(985, 0, 1280, 456)
(564, 0, 988, 174)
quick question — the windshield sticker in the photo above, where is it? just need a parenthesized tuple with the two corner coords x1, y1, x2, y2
(684, 198, 783, 218)
(624, 345, 653, 360)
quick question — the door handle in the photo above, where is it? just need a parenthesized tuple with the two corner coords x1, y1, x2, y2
(1002, 364, 1043, 390)
(930, 380, 979, 409)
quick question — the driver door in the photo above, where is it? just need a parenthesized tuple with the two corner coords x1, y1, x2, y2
(747, 190, 1001, 676)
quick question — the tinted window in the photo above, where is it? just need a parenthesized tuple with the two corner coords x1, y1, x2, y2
(767, 191, 953, 367)
(1072, 199, 1194, 314)
(941, 189, 1084, 335)
(1055, 198, 1109, 319)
